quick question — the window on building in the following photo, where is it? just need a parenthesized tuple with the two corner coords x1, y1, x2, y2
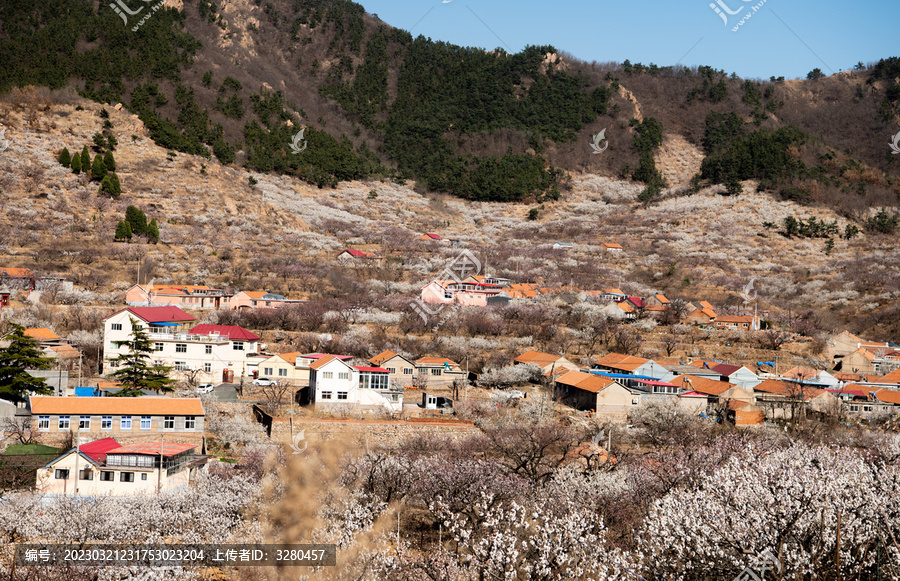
(320, 391, 332, 400)
(430, 368, 442, 376)
(337, 392, 349, 400)
(338, 372, 349, 380)
(141, 473, 148, 481)
(232, 342, 244, 351)
(322, 372, 333, 379)
(204, 363, 212, 373)
(863, 405, 874, 412)
(205, 345, 213, 355)
(278, 368, 288, 377)
(164, 416, 175, 430)
(100, 471, 115, 481)
(264, 367, 273, 376)
(55, 469, 69, 480)
(386, 367, 396, 374)
(418, 368, 427, 375)
(154, 343, 164, 352)
(849, 405, 859, 412)
(403, 368, 413, 375)
(175, 361, 188, 371)
(185, 416, 195, 430)
(38, 416, 49, 430)
(140, 416, 151, 430)
(121, 416, 132, 430)
(101, 416, 112, 430)
(111, 323, 123, 331)
(120, 472, 135, 483)
(79, 467, 93, 480)
(176, 343, 187, 353)
(79, 416, 91, 430)
(59, 416, 70, 430)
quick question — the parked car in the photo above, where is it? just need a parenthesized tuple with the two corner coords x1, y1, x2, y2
(196, 384, 215, 393)
(253, 377, 277, 387)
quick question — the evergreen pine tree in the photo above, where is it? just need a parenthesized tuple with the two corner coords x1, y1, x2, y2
(81, 145, 90, 167)
(70, 152, 82, 174)
(58, 147, 71, 167)
(0, 324, 55, 402)
(91, 154, 107, 182)
(104, 150, 116, 171)
(100, 176, 115, 197)
(147, 218, 160, 244)
(107, 318, 175, 396)
(125, 206, 148, 235)
(115, 220, 132, 241)
(107, 134, 118, 150)
(109, 173, 122, 196)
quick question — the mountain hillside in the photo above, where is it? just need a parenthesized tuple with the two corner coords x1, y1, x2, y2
(2, 0, 899, 213)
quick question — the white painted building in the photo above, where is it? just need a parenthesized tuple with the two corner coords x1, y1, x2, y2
(103, 307, 261, 384)
(308, 355, 402, 412)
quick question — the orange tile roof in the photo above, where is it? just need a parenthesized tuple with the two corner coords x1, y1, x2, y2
(24, 328, 60, 341)
(698, 301, 715, 310)
(782, 367, 824, 381)
(370, 350, 399, 366)
(655, 294, 670, 304)
(309, 354, 340, 370)
(243, 291, 269, 299)
(276, 351, 302, 365)
(873, 389, 900, 405)
(514, 350, 562, 367)
(50, 345, 80, 359)
(416, 357, 459, 367)
(715, 315, 755, 324)
(0, 267, 34, 278)
(29, 396, 203, 416)
(617, 302, 635, 313)
(754, 380, 825, 401)
(555, 370, 615, 393)
(601, 243, 623, 249)
(881, 369, 900, 384)
(593, 353, 649, 372)
(671, 374, 735, 396)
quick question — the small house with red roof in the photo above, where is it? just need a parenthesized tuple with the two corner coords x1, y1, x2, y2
(337, 249, 381, 261)
(36, 437, 206, 496)
(125, 284, 230, 310)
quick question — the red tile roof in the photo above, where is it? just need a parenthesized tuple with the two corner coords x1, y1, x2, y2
(107, 306, 196, 324)
(711, 363, 744, 376)
(354, 366, 389, 373)
(107, 442, 196, 458)
(189, 324, 261, 341)
(78, 437, 122, 463)
(302, 353, 353, 361)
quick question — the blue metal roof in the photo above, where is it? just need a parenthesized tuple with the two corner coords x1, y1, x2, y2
(588, 370, 658, 381)
(74, 387, 97, 397)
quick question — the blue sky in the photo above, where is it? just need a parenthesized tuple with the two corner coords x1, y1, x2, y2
(356, 0, 898, 79)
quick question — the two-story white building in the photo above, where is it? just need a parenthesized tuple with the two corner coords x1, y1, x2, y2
(308, 355, 402, 412)
(103, 307, 261, 384)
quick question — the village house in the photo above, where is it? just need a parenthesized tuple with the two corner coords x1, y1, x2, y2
(103, 307, 260, 384)
(753, 379, 840, 420)
(684, 304, 718, 325)
(370, 350, 417, 388)
(838, 348, 884, 376)
(829, 331, 891, 359)
(26, 396, 205, 446)
(229, 291, 302, 310)
(36, 437, 207, 497)
(670, 374, 754, 409)
(307, 355, 402, 412)
(258, 351, 305, 385)
(125, 284, 230, 310)
(513, 350, 579, 377)
(781, 366, 840, 388)
(592, 353, 676, 382)
(713, 315, 760, 331)
(420, 280, 507, 307)
(414, 357, 467, 388)
(337, 249, 380, 261)
(709, 363, 762, 390)
(600, 243, 623, 253)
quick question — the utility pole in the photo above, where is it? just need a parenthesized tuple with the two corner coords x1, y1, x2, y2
(73, 431, 80, 496)
(157, 434, 164, 494)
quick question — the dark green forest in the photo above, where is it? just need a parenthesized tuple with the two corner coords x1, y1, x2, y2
(1, 0, 898, 207)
